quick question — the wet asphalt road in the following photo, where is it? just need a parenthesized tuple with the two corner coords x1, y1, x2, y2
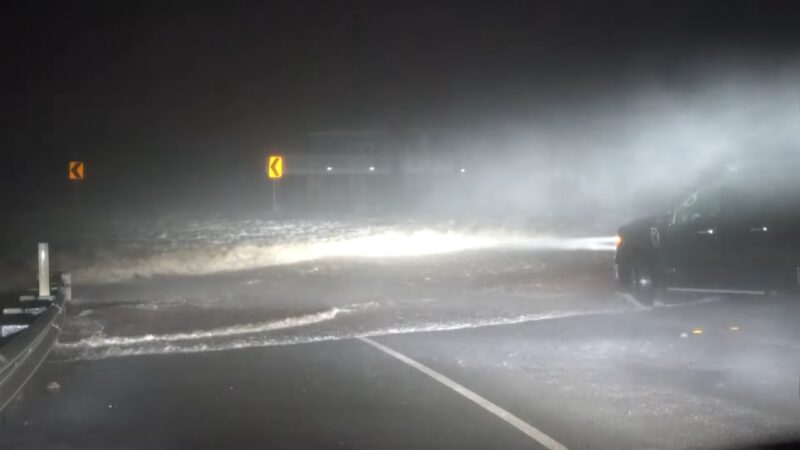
(3, 295, 800, 449)
(1, 231, 799, 449)
(1, 339, 541, 450)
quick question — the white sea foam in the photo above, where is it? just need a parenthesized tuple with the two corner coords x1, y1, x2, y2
(57, 307, 623, 361)
(58, 302, 376, 351)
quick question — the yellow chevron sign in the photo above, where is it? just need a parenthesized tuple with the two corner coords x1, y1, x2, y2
(268, 155, 283, 179)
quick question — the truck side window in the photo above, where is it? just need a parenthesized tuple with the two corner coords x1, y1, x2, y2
(673, 190, 720, 226)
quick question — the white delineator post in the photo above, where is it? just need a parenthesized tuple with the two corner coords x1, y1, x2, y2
(38, 243, 50, 298)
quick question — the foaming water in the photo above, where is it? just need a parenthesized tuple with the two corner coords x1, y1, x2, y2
(59, 302, 376, 350)
(56, 307, 625, 361)
(74, 225, 615, 284)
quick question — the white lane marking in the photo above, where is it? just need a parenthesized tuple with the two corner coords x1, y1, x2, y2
(359, 336, 568, 450)
(666, 287, 765, 296)
(613, 291, 652, 311)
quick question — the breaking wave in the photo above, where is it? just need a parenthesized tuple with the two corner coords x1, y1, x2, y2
(58, 302, 375, 351)
(74, 227, 615, 284)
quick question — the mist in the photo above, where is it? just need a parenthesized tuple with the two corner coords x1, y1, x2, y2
(30, 62, 800, 227)
(408, 61, 800, 221)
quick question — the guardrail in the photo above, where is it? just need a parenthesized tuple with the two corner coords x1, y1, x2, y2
(0, 243, 69, 413)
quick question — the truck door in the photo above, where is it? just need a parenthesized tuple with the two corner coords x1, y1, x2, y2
(658, 189, 724, 290)
(717, 184, 799, 292)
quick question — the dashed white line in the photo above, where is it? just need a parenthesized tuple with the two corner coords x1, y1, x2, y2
(358, 336, 568, 450)
(613, 291, 652, 311)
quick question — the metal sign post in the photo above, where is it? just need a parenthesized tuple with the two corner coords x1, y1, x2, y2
(73, 183, 81, 208)
(267, 155, 284, 213)
(69, 161, 85, 207)
(272, 179, 279, 212)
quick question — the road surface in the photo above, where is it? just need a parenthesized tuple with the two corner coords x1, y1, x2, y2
(1, 217, 799, 449)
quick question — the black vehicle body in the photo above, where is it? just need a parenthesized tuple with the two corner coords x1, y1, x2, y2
(615, 168, 800, 304)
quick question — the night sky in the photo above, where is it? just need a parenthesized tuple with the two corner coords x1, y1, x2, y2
(2, 1, 799, 208)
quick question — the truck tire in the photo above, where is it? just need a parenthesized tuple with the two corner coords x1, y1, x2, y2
(629, 262, 656, 306)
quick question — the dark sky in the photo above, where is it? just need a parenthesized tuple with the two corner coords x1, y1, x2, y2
(1, 0, 799, 207)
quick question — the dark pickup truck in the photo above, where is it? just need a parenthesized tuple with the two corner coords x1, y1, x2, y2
(614, 172, 800, 305)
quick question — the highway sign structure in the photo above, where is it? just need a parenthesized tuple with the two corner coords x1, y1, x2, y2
(268, 155, 283, 179)
(68, 161, 84, 181)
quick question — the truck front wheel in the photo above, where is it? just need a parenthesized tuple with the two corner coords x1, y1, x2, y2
(628, 262, 655, 306)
